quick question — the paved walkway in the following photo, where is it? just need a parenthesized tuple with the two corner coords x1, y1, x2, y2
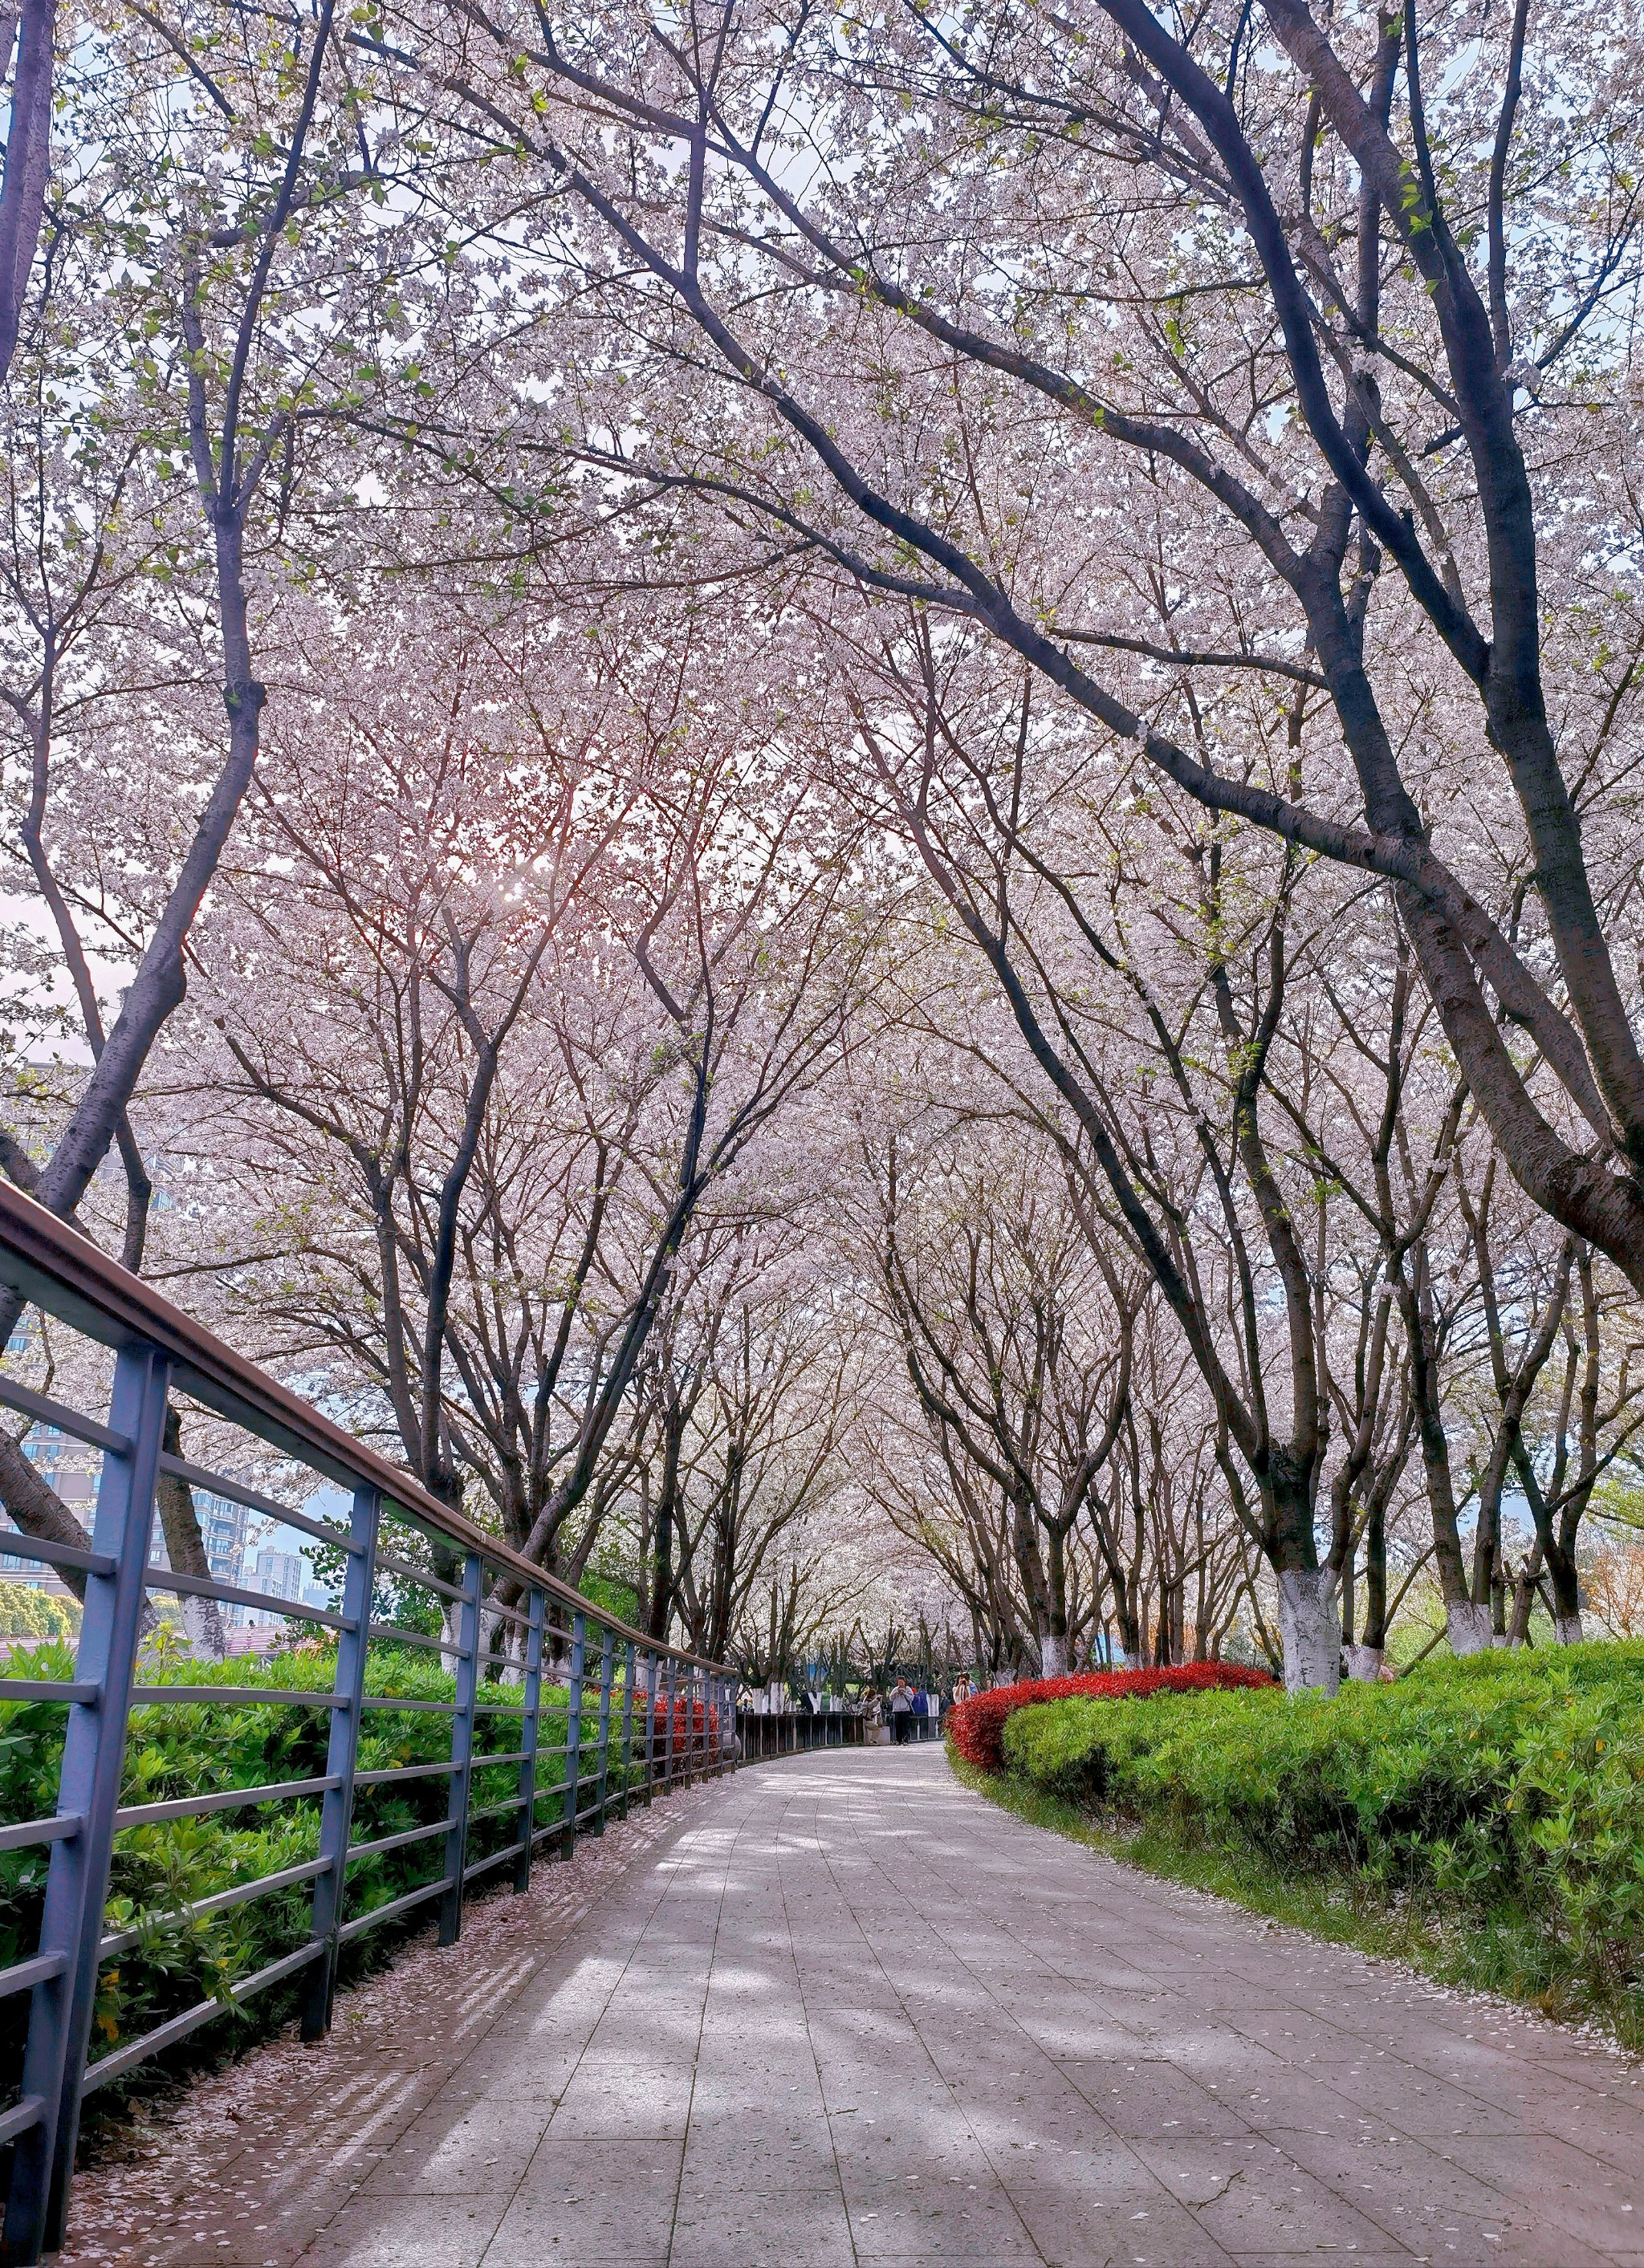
(100, 1748, 1644, 2267)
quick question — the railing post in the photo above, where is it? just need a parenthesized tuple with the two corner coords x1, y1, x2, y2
(560, 1608, 585, 1860)
(641, 1650, 657, 1806)
(664, 1653, 678, 1795)
(618, 1640, 636, 1819)
(592, 1625, 614, 1832)
(438, 1549, 483, 1946)
(514, 1586, 546, 1892)
(301, 1482, 381, 2042)
(5, 1340, 170, 2265)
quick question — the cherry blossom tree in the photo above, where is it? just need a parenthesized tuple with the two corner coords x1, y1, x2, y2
(409, 0, 1644, 1297)
(0, 0, 455, 1591)
(147, 591, 890, 1607)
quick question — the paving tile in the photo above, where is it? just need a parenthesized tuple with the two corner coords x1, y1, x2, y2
(440, 2041, 585, 2101)
(697, 2083, 832, 2129)
(356, 2092, 553, 2194)
(845, 2168, 1036, 2254)
(295, 2193, 507, 2267)
(1172, 2150, 1403, 2254)
(486, 2138, 680, 2258)
(135, 2220, 323, 2268)
(1292, 2059, 1521, 2137)
(1262, 2123, 1519, 2227)
(1061, 2061, 1253, 2140)
(668, 2185, 853, 2267)
(1012, 2183, 1236, 2265)
(1492, 2087, 1644, 2179)
(1443, 2131, 1644, 2254)
(683, 2119, 841, 2182)
(514, 2134, 683, 2196)
(834, 2128, 999, 2187)
(543, 2061, 695, 2138)
(953, 2079, 1120, 2152)
(1015, 2010, 1167, 2060)
(1411, 2218, 1611, 2265)
(1223, 2258, 1418, 2267)
(581, 2006, 705, 2063)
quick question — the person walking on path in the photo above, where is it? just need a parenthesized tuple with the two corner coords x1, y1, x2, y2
(889, 1677, 914, 1745)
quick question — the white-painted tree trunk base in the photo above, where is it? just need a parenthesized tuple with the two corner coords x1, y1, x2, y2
(1039, 1634, 1070, 1677)
(1345, 1644, 1384, 1682)
(1447, 1601, 1495, 1656)
(179, 1595, 227, 1661)
(1553, 1614, 1585, 1645)
(478, 1606, 522, 1677)
(1277, 1568, 1341, 1693)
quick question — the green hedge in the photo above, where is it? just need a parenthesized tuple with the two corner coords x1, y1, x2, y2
(0, 1640, 635, 2090)
(999, 1642, 1644, 2036)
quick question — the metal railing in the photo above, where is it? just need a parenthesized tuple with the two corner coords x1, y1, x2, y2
(735, 1707, 864, 1758)
(0, 1183, 735, 2264)
(732, 1707, 945, 1758)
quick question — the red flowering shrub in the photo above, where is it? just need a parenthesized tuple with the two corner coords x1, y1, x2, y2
(652, 1695, 719, 1749)
(946, 1663, 1275, 1774)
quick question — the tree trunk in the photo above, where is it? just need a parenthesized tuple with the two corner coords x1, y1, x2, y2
(0, 0, 54, 383)
(1545, 1535, 1583, 1643)
(1040, 1522, 1071, 1677)
(1039, 1631, 1070, 1677)
(1398, 1270, 1475, 1636)
(648, 1395, 684, 1644)
(154, 1410, 226, 1660)
(1345, 1498, 1387, 1681)
(1447, 1600, 1495, 1655)
(0, 1429, 91, 1600)
(1276, 1567, 1341, 1695)
(1268, 1445, 1337, 1692)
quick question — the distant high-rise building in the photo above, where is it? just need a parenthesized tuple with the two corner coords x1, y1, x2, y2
(250, 1547, 307, 1602)
(198, 1493, 250, 1592)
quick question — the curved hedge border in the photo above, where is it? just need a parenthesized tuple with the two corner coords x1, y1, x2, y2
(945, 1662, 1275, 1774)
